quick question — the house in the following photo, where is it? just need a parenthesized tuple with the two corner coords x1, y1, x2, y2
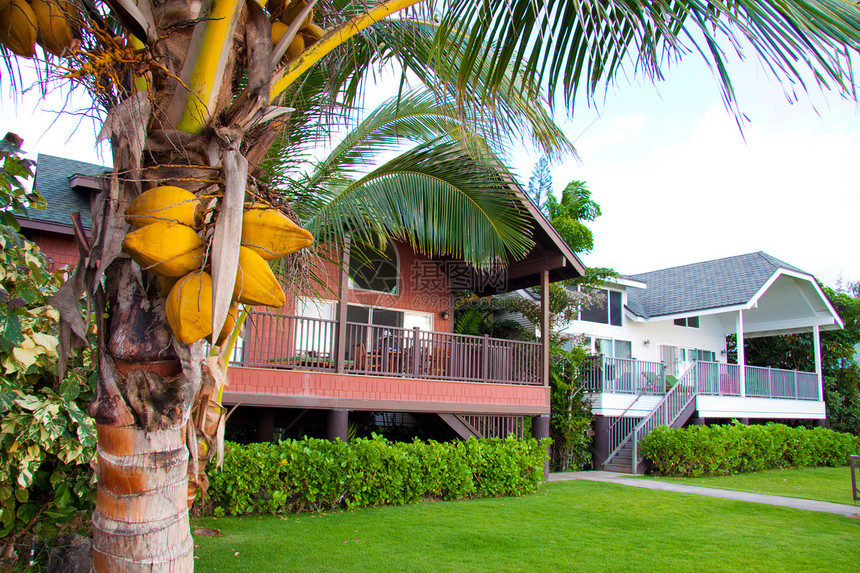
(564, 252, 843, 473)
(26, 154, 586, 443)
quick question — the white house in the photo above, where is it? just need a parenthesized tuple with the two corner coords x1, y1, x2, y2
(563, 252, 844, 473)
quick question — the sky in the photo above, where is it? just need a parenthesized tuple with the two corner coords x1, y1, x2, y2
(508, 51, 860, 290)
(2, 44, 859, 291)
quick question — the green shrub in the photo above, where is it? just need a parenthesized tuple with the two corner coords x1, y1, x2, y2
(204, 435, 550, 515)
(0, 139, 97, 543)
(641, 422, 860, 477)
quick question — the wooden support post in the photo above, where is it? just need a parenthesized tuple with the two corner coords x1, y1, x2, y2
(257, 408, 275, 442)
(326, 409, 349, 442)
(532, 413, 551, 479)
(540, 269, 550, 388)
(335, 240, 351, 373)
(592, 415, 609, 471)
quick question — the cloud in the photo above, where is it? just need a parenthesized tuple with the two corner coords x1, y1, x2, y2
(579, 105, 860, 287)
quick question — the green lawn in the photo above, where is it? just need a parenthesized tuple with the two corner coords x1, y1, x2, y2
(192, 480, 860, 572)
(642, 466, 859, 505)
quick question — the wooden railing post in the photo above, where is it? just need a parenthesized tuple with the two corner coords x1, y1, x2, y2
(412, 327, 421, 377)
(482, 334, 490, 382)
(335, 240, 350, 374)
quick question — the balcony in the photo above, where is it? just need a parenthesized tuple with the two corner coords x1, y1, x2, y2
(580, 356, 820, 401)
(232, 310, 542, 386)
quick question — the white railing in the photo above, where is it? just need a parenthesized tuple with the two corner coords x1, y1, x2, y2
(579, 356, 666, 395)
(603, 392, 645, 465)
(692, 361, 741, 396)
(629, 363, 699, 473)
(743, 365, 819, 400)
(693, 361, 819, 400)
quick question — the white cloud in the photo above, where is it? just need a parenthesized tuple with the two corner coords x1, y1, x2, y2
(579, 104, 860, 287)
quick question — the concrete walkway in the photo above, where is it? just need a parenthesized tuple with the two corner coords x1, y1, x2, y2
(549, 471, 860, 517)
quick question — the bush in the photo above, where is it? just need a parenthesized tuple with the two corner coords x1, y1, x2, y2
(204, 435, 550, 516)
(0, 138, 97, 544)
(641, 422, 860, 477)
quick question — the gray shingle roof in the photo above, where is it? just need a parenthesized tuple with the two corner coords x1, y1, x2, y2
(625, 252, 810, 319)
(24, 154, 108, 229)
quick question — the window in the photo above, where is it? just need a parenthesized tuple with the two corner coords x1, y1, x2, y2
(349, 238, 399, 293)
(580, 289, 623, 326)
(695, 349, 715, 362)
(345, 304, 433, 354)
(596, 338, 632, 358)
(674, 316, 700, 328)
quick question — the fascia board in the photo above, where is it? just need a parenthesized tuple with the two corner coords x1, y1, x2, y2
(749, 269, 844, 330)
(633, 303, 749, 324)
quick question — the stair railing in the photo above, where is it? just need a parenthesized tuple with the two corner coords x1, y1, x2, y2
(603, 390, 648, 466)
(630, 363, 699, 473)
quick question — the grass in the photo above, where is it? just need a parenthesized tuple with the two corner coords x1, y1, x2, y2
(642, 466, 858, 505)
(192, 480, 860, 572)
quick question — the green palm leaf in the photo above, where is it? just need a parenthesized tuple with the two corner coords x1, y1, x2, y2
(307, 138, 534, 267)
(436, 0, 860, 113)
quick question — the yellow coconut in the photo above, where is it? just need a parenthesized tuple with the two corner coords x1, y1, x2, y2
(286, 32, 304, 60)
(0, 0, 37, 58)
(303, 22, 325, 42)
(233, 246, 286, 308)
(156, 275, 179, 298)
(32, 0, 73, 56)
(166, 271, 213, 345)
(124, 185, 201, 228)
(122, 222, 205, 277)
(241, 208, 313, 261)
(215, 302, 239, 345)
(271, 21, 288, 44)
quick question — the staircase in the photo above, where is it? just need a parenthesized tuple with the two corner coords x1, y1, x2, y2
(437, 414, 524, 439)
(603, 363, 700, 474)
(413, 413, 525, 440)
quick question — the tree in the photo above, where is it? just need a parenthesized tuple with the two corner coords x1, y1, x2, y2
(527, 156, 552, 208)
(2, 0, 860, 570)
(544, 180, 602, 255)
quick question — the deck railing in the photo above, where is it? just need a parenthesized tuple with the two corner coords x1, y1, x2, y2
(579, 356, 666, 395)
(742, 365, 819, 400)
(236, 311, 541, 385)
(584, 357, 820, 401)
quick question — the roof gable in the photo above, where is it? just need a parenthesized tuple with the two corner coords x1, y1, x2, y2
(25, 154, 108, 230)
(625, 252, 809, 319)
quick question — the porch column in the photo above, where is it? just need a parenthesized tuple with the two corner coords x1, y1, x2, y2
(335, 239, 351, 373)
(813, 325, 823, 401)
(540, 269, 550, 387)
(327, 409, 349, 442)
(532, 414, 550, 479)
(257, 408, 275, 442)
(736, 310, 746, 397)
(592, 415, 610, 471)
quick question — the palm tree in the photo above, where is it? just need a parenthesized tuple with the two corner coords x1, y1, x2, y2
(1, 0, 858, 570)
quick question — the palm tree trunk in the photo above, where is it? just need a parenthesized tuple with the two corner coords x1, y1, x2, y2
(92, 423, 193, 571)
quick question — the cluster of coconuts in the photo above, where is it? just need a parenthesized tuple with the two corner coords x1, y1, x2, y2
(268, 0, 327, 61)
(0, 0, 74, 58)
(121, 186, 314, 345)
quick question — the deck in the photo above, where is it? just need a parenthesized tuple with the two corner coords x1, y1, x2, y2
(223, 311, 549, 415)
(581, 356, 825, 419)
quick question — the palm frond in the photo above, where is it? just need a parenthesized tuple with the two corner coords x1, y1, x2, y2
(306, 138, 534, 267)
(436, 0, 860, 113)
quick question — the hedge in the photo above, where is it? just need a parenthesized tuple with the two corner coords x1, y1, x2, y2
(204, 435, 550, 515)
(640, 422, 860, 477)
